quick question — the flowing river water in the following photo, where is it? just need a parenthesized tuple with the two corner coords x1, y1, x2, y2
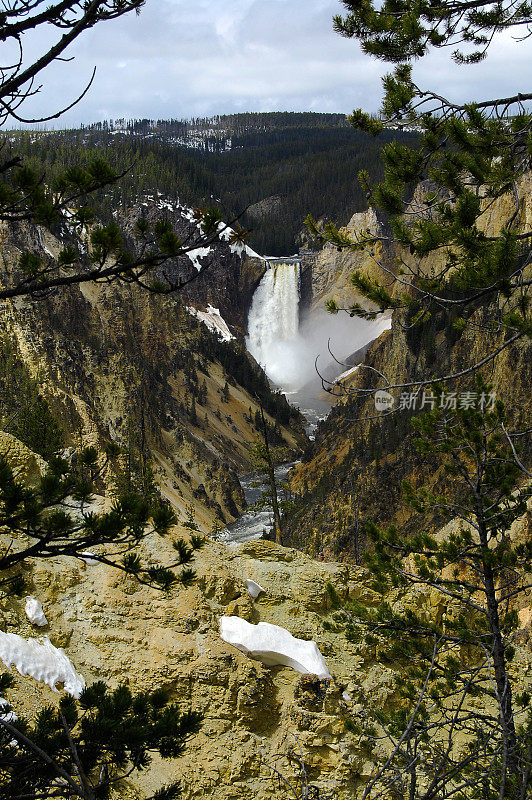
(219, 390, 331, 545)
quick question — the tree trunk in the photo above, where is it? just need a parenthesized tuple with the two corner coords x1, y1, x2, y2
(259, 406, 283, 545)
(351, 489, 360, 565)
(477, 506, 518, 785)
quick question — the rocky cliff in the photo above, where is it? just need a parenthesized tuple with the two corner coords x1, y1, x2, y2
(0, 200, 305, 530)
(116, 198, 266, 332)
(309, 206, 393, 314)
(1, 175, 531, 797)
(286, 178, 532, 558)
(0, 435, 388, 799)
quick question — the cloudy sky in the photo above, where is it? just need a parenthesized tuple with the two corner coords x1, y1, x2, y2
(16, 0, 531, 126)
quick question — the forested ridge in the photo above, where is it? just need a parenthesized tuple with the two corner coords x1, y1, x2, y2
(8, 112, 418, 255)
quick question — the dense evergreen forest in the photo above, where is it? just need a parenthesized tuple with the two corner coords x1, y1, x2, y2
(9, 112, 418, 254)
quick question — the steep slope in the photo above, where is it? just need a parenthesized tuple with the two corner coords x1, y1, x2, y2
(310, 206, 394, 313)
(1, 440, 530, 800)
(286, 179, 532, 558)
(0, 201, 305, 530)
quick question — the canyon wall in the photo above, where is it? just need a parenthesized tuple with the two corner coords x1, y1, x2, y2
(0, 202, 303, 530)
(2, 438, 530, 799)
(286, 178, 532, 558)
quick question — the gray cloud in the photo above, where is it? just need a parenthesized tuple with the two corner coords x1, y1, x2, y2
(11, 0, 532, 126)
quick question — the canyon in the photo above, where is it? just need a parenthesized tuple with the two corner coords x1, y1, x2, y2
(0, 173, 531, 799)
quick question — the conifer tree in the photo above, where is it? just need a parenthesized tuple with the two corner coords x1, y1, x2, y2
(0, 2, 232, 302)
(0, 403, 204, 797)
(329, 381, 532, 798)
(0, 677, 201, 800)
(0, 6, 208, 793)
(307, 0, 531, 390)
(0, 445, 202, 592)
(249, 407, 292, 545)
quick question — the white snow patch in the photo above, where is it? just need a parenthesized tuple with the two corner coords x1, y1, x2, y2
(81, 551, 99, 566)
(180, 206, 197, 224)
(218, 223, 263, 260)
(0, 632, 86, 698)
(217, 224, 232, 242)
(0, 697, 16, 724)
(186, 246, 212, 271)
(230, 241, 263, 260)
(24, 597, 48, 627)
(0, 696, 18, 745)
(187, 305, 235, 342)
(156, 199, 177, 212)
(245, 580, 265, 599)
(220, 617, 332, 679)
(244, 243, 263, 260)
(333, 365, 361, 384)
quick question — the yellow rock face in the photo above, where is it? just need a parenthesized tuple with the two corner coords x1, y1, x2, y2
(0, 430, 47, 487)
(3, 534, 382, 800)
(4, 508, 532, 799)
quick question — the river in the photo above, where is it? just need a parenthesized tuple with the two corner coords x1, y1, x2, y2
(219, 385, 331, 545)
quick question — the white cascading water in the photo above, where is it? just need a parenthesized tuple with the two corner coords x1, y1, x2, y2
(247, 262, 302, 388)
(247, 258, 393, 392)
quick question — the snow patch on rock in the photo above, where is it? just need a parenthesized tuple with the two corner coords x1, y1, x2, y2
(220, 616, 332, 679)
(333, 365, 361, 384)
(0, 697, 16, 724)
(245, 580, 265, 599)
(186, 246, 212, 272)
(24, 597, 48, 627)
(231, 241, 263, 260)
(180, 205, 198, 224)
(0, 696, 18, 745)
(81, 551, 99, 566)
(0, 632, 86, 698)
(187, 305, 235, 342)
(217, 223, 263, 260)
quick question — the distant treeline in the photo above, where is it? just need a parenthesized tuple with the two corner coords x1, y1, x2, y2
(9, 112, 418, 254)
(83, 112, 351, 135)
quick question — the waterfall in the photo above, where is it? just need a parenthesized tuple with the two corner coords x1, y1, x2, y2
(247, 257, 393, 393)
(247, 261, 301, 388)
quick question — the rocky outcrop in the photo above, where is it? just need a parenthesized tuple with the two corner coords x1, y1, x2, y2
(0, 532, 385, 800)
(0, 431, 47, 487)
(3, 514, 531, 799)
(311, 173, 532, 315)
(286, 307, 531, 558)
(310, 207, 393, 312)
(116, 199, 266, 332)
(246, 195, 283, 221)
